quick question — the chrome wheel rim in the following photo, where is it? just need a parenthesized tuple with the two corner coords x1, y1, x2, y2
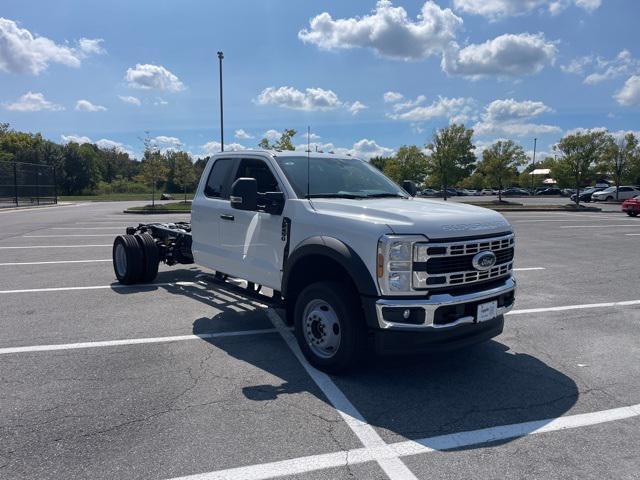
(115, 243, 127, 277)
(302, 299, 341, 359)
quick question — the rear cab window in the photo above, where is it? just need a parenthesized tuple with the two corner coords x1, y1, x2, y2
(204, 158, 235, 199)
(232, 158, 281, 193)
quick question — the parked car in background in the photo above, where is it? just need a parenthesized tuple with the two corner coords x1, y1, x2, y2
(462, 189, 478, 195)
(592, 186, 640, 202)
(622, 195, 640, 216)
(421, 188, 439, 197)
(570, 187, 604, 203)
(480, 189, 494, 196)
(501, 188, 530, 196)
(561, 188, 576, 197)
(535, 188, 562, 195)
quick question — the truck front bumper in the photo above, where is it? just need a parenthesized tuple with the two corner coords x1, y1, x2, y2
(362, 277, 515, 355)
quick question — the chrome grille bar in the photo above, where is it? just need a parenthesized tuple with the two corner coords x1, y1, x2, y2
(413, 233, 515, 289)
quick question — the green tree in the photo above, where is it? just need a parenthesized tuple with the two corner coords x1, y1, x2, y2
(476, 140, 527, 201)
(599, 133, 638, 200)
(137, 147, 169, 206)
(369, 155, 391, 172)
(554, 130, 609, 207)
(258, 129, 297, 150)
(173, 152, 196, 202)
(382, 146, 428, 185)
(426, 124, 475, 200)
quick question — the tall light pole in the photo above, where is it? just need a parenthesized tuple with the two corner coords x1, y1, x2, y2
(217, 51, 224, 152)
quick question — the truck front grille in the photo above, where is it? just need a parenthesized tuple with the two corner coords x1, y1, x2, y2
(413, 233, 515, 289)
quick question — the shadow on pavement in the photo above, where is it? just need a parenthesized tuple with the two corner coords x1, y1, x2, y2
(114, 271, 579, 449)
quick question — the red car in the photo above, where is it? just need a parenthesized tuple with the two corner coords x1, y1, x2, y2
(622, 195, 640, 216)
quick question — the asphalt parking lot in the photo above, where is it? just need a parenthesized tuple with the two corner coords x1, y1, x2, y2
(1, 201, 639, 480)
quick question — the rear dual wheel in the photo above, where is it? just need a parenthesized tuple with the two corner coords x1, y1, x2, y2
(113, 234, 159, 284)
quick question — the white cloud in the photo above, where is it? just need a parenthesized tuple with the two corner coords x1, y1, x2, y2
(442, 33, 557, 78)
(296, 139, 394, 160)
(263, 129, 282, 141)
(4, 91, 64, 111)
(350, 138, 394, 158)
(453, 0, 601, 19)
(389, 95, 476, 123)
(615, 75, 640, 107)
(473, 98, 561, 137)
(0, 18, 105, 75)
(118, 95, 141, 106)
(96, 139, 134, 156)
(563, 50, 640, 85)
(383, 91, 404, 102)
(347, 100, 368, 115)
(560, 55, 593, 75)
(152, 136, 182, 150)
(125, 64, 185, 92)
(234, 129, 254, 139)
(298, 1, 462, 61)
(154, 98, 168, 106)
(61, 134, 92, 144)
(201, 141, 246, 156)
(75, 99, 107, 112)
(391, 94, 427, 112)
(256, 86, 343, 111)
(78, 38, 106, 56)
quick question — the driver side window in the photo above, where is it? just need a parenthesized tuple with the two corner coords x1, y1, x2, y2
(233, 158, 280, 193)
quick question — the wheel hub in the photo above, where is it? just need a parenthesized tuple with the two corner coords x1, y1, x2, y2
(302, 300, 341, 359)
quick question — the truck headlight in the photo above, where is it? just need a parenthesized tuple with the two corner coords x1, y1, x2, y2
(377, 235, 426, 295)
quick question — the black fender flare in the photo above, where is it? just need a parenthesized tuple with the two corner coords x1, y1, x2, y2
(281, 236, 378, 299)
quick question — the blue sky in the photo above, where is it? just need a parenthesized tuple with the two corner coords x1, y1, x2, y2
(1, 0, 639, 160)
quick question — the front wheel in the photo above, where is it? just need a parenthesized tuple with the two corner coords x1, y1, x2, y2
(627, 211, 638, 217)
(607, 196, 614, 201)
(294, 281, 366, 373)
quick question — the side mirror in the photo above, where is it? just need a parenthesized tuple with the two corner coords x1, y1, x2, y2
(402, 180, 417, 196)
(230, 178, 258, 211)
(261, 191, 285, 215)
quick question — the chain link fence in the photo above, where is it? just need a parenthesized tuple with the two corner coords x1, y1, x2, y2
(0, 160, 57, 208)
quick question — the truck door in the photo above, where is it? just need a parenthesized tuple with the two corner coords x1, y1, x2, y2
(191, 157, 237, 271)
(219, 157, 287, 290)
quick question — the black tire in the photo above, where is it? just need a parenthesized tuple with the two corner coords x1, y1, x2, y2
(294, 281, 366, 374)
(607, 196, 613, 201)
(113, 235, 144, 284)
(135, 233, 160, 283)
(627, 211, 638, 217)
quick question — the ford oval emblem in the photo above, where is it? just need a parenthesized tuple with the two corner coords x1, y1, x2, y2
(472, 251, 497, 271)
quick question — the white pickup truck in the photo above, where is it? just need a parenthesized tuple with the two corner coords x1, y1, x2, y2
(112, 150, 516, 372)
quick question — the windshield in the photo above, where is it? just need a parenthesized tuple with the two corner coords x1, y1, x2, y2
(275, 155, 407, 199)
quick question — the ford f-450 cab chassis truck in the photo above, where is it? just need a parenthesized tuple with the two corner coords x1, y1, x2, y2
(113, 150, 516, 373)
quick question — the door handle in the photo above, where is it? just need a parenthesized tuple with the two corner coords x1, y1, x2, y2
(220, 214, 235, 221)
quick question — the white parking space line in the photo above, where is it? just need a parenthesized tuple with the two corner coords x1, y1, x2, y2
(0, 281, 198, 294)
(514, 218, 629, 223)
(0, 259, 110, 266)
(170, 402, 640, 480)
(0, 244, 111, 250)
(23, 234, 116, 237)
(514, 267, 546, 271)
(560, 224, 640, 228)
(508, 299, 640, 315)
(266, 309, 419, 480)
(0, 329, 277, 355)
(625, 233, 640, 236)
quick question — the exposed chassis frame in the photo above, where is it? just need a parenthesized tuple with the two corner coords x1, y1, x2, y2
(125, 222, 194, 266)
